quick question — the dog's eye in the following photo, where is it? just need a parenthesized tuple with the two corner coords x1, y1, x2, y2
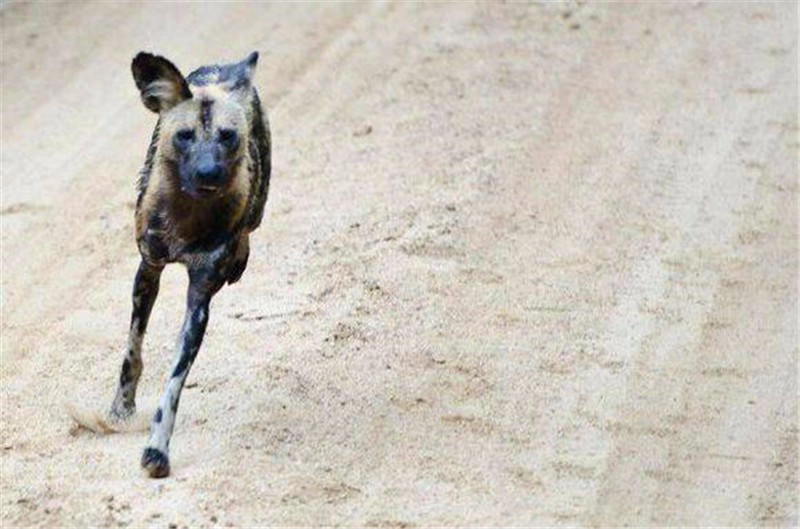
(219, 129, 238, 144)
(176, 129, 195, 143)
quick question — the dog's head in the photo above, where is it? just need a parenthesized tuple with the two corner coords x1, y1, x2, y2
(132, 52, 258, 199)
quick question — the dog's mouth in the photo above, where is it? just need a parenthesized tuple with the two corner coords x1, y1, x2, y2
(180, 184, 224, 199)
(196, 185, 222, 196)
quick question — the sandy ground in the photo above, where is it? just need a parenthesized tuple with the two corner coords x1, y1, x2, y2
(1, 2, 798, 527)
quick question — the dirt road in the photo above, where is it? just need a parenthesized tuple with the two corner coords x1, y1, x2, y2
(1, 2, 797, 526)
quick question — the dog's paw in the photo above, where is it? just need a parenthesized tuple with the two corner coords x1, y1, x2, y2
(141, 447, 170, 478)
(109, 403, 136, 423)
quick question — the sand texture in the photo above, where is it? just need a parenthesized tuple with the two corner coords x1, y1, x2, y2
(1, 2, 798, 527)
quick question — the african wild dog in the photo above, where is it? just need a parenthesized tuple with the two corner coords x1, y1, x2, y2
(108, 51, 270, 478)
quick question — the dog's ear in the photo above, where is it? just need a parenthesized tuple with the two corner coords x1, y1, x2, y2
(228, 51, 259, 91)
(131, 52, 192, 113)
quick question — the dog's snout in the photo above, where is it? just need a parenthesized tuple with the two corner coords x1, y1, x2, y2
(195, 163, 224, 187)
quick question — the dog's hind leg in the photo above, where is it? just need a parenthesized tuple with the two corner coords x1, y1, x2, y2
(110, 260, 163, 421)
(141, 265, 224, 478)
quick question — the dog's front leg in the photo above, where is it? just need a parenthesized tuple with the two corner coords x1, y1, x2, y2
(110, 260, 163, 421)
(141, 267, 223, 478)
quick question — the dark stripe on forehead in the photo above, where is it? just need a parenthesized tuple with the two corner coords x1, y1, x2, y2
(200, 98, 214, 132)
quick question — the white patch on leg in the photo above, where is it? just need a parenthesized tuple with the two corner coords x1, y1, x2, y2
(147, 374, 188, 452)
(128, 318, 142, 351)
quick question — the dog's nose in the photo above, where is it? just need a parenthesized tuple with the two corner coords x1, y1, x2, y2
(196, 163, 224, 187)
